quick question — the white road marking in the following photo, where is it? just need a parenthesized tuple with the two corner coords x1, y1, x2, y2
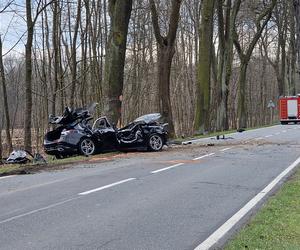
(282, 130, 287, 133)
(275, 132, 280, 135)
(0, 197, 79, 224)
(78, 178, 136, 195)
(0, 178, 137, 224)
(219, 147, 232, 152)
(151, 163, 184, 174)
(193, 153, 215, 161)
(265, 135, 273, 138)
(0, 175, 15, 180)
(194, 155, 300, 250)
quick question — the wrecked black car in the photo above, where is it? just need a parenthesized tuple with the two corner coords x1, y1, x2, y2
(44, 105, 168, 158)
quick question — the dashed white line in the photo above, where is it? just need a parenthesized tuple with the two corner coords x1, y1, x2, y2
(265, 135, 273, 138)
(275, 132, 280, 135)
(282, 130, 287, 133)
(78, 178, 136, 195)
(194, 155, 300, 250)
(193, 153, 215, 161)
(151, 163, 184, 174)
(219, 147, 233, 152)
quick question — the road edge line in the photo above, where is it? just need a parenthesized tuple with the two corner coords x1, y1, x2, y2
(194, 155, 300, 250)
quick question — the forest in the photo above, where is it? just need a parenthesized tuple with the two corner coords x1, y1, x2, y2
(0, 0, 300, 157)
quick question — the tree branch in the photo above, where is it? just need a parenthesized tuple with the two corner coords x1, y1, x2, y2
(149, 0, 164, 45)
(0, 0, 14, 14)
(167, 0, 182, 45)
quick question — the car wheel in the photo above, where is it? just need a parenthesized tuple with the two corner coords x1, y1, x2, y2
(79, 138, 96, 156)
(148, 134, 163, 151)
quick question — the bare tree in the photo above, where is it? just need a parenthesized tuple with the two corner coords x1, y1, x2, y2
(149, 0, 183, 136)
(261, 1, 289, 97)
(0, 36, 12, 152)
(294, 0, 300, 73)
(24, 0, 35, 152)
(233, 0, 277, 129)
(103, 0, 133, 125)
(69, 0, 82, 107)
(194, 0, 215, 133)
(24, 0, 53, 152)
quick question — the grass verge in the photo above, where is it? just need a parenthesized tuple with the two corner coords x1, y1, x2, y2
(0, 152, 118, 176)
(225, 167, 300, 250)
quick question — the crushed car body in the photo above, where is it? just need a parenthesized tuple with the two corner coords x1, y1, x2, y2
(44, 104, 168, 158)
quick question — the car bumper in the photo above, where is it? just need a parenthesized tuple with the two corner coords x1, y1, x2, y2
(44, 142, 78, 155)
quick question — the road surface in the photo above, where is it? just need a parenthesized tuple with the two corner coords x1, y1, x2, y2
(0, 125, 299, 250)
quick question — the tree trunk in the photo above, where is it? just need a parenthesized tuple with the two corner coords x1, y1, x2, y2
(0, 37, 12, 152)
(70, 0, 82, 107)
(237, 62, 248, 128)
(194, 0, 215, 133)
(276, 69, 285, 96)
(216, 0, 236, 131)
(157, 45, 175, 135)
(24, 0, 34, 152)
(289, 1, 296, 95)
(149, 0, 182, 137)
(52, 0, 59, 115)
(103, 0, 132, 125)
(294, 0, 300, 72)
(279, 14, 287, 96)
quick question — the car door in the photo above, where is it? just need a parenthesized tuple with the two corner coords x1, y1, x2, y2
(93, 117, 118, 151)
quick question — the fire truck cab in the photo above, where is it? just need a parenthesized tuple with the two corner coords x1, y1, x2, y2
(279, 95, 300, 124)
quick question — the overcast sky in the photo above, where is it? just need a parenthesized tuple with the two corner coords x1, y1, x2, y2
(0, 1, 27, 56)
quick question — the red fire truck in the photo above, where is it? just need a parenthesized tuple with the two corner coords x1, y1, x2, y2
(279, 95, 300, 124)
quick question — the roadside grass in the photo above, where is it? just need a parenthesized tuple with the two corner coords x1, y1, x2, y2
(0, 152, 118, 176)
(225, 167, 300, 250)
(0, 164, 21, 175)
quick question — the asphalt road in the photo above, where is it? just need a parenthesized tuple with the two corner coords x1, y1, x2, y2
(1, 125, 300, 250)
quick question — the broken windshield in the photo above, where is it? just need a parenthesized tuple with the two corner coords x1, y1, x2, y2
(134, 113, 162, 123)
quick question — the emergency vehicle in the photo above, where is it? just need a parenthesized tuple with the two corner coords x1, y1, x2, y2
(279, 95, 300, 124)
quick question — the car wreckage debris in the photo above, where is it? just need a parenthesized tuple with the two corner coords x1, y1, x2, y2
(44, 104, 168, 159)
(5, 150, 47, 164)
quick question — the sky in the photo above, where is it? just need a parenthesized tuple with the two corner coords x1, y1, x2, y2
(0, 1, 27, 56)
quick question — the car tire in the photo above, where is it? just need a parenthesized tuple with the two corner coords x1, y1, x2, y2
(148, 134, 163, 151)
(78, 137, 96, 156)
